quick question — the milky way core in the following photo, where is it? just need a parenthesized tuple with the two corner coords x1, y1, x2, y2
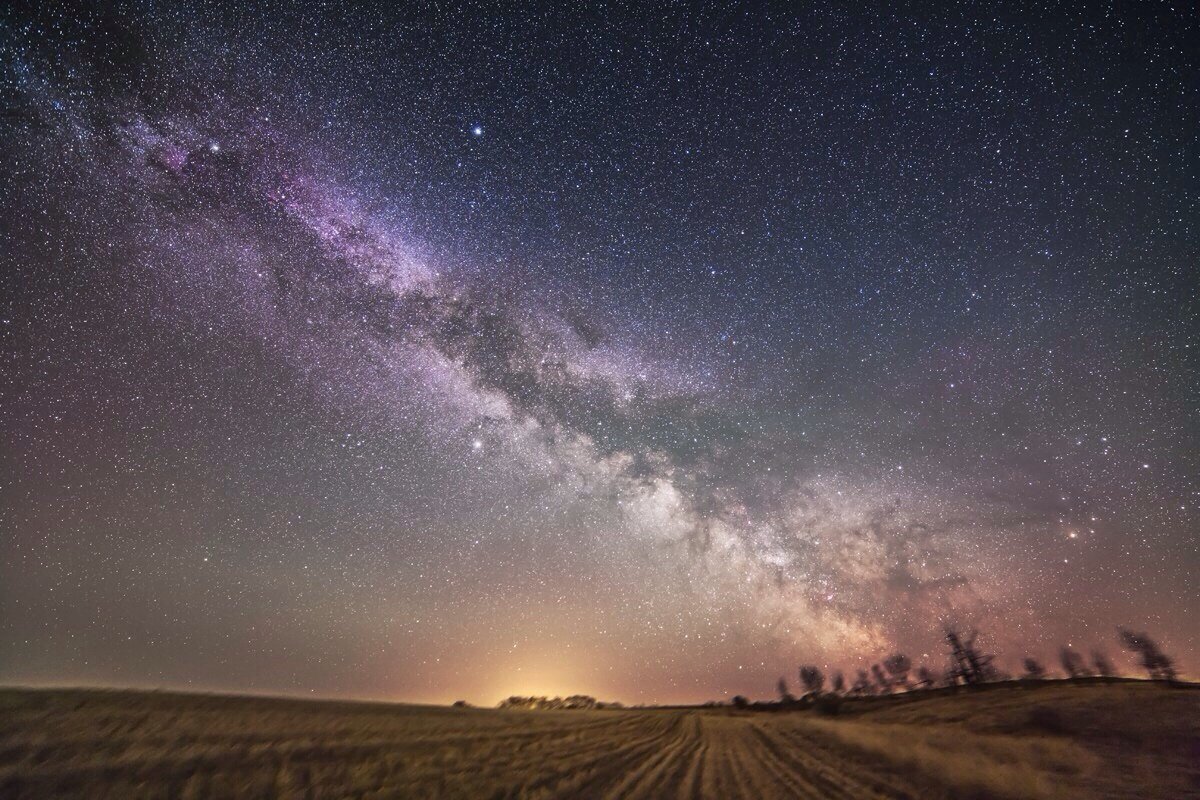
(1, 3, 1196, 704)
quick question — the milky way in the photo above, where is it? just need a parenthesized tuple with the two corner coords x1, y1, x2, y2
(1, 3, 1196, 703)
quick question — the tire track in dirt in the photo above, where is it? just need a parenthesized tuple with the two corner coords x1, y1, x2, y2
(719, 717, 813, 799)
(520, 712, 687, 798)
(735, 721, 829, 800)
(598, 712, 701, 799)
(744, 722, 869, 799)
(760, 719, 919, 799)
(590, 713, 915, 800)
(658, 715, 783, 799)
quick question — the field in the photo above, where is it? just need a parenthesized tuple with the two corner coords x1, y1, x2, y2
(1, 682, 1197, 799)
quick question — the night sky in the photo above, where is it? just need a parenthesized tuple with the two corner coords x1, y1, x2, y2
(1, 2, 1196, 705)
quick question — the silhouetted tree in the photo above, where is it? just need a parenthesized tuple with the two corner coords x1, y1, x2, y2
(1118, 629, 1177, 681)
(915, 665, 935, 689)
(799, 665, 825, 695)
(1023, 657, 1047, 680)
(831, 671, 846, 694)
(1092, 649, 1115, 678)
(851, 669, 874, 696)
(884, 653, 912, 689)
(944, 625, 995, 685)
(871, 663, 890, 693)
(777, 677, 795, 703)
(732, 695, 749, 709)
(1060, 647, 1091, 679)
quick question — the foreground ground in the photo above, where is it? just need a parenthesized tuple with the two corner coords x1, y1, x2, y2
(1, 681, 1197, 799)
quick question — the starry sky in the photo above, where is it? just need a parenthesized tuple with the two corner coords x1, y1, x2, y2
(1, 2, 1197, 705)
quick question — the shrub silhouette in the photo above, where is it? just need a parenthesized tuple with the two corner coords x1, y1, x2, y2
(1022, 658, 1047, 680)
(1092, 649, 1115, 678)
(1059, 647, 1092, 679)
(1118, 629, 1176, 681)
(871, 663, 890, 693)
(851, 669, 875, 696)
(799, 666, 825, 695)
(884, 654, 912, 689)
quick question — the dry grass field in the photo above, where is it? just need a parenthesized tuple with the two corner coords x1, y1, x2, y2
(1, 681, 1197, 799)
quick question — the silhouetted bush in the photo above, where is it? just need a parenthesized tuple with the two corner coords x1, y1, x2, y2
(1059, 647, 1091, 679)
(799, 666, 825, 695)
(884, 654, 912, 689)
(871, 663, 890, 693)
(1118, 629, 1176, 681)
(851, 669, 875, 696)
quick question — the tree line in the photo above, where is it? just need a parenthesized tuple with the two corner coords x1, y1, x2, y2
(734, 626, 1178, 710)
(495, 695, 624, 710)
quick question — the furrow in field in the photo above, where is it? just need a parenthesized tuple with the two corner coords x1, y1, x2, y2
(673, 729, 708, 800)
(762, 719, 919, 799)
(699, 718, 746, 799)
(734, 720, 827, 800)
(739, 721, 865, 800)
(642, 714, 708, 799)
(1, 714, 648, 799)
(597, 712, 701, 800)
(731, 718, 814, 799)
(513, 713, 685, 799)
